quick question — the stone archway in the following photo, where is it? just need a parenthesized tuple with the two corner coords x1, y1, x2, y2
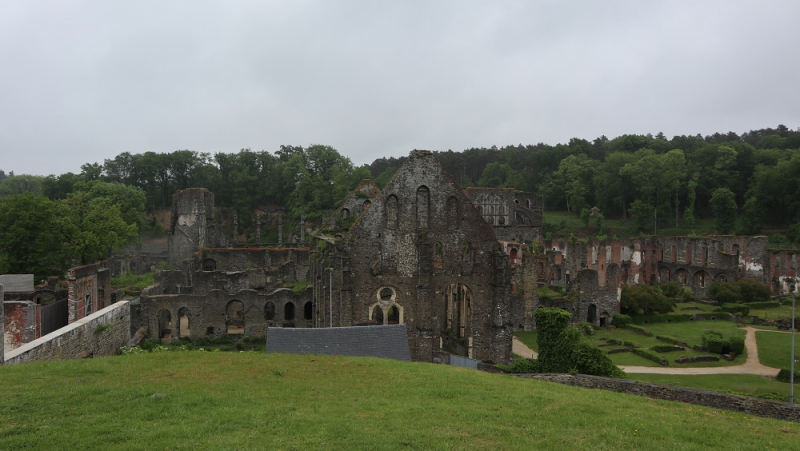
(226, 300, 245, 334)
(587, 304, 597, 324)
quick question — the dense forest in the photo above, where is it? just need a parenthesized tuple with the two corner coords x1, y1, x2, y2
(2, 125, 800, 279)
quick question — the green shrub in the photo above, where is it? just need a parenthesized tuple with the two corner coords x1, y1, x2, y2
(728, 335, 745, 355)
(707, 281, 742, 304)
(693, 312, 732, 321)
(655, 335, 688, 347)
(533, 307, 625, 378)
(611, 314, 631, 327)
(680, 287, 694, 302)
(719, 303, 750, 316)
(747, 301, 781, 309)
(633, 313, 692, 324)
(632, 348, 668, 366)
(622, 340, 640, 348)
(626, 324, 653, 337)
(701, 331, 729, 354)
(650, 345, 684, 353)
(736, 279, 772, 303)
(658, 282, 681, 298)
(776, 368, 800, 383)
(572, 342, 627, 378)
(498, 358, 541, 374)
(577, 322, 595, 336)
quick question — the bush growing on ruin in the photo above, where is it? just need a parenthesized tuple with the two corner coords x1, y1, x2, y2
(707, 281, 742, 305)
(736, 279, 772, 303)
(621, 285, 675, 315)
(657, 282, 681, 298)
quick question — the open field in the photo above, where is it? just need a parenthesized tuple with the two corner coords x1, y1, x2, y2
(756, 331, 800, 369)
(2, 352, 799, 449)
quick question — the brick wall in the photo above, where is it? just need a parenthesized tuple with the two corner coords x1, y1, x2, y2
(518, 373, 800, 423)
(4, 301, 130, 364)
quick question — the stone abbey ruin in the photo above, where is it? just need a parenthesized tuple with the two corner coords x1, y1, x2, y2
(138, 150, 799, 364)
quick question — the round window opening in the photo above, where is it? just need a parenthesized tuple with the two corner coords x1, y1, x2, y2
(378, 287, 396, 302)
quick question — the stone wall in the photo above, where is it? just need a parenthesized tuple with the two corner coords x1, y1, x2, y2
(518, 373, 800, 423)
(3, 300, 36, 350)
(4, 301, 130, 364)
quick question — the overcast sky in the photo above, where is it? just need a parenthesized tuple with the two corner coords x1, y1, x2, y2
(2, 1, 799, 176)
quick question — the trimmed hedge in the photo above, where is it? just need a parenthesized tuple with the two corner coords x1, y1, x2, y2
(650, 345, 685, 353)
(611, 314, 631, 327)
(702, 330, 727, 354)
(719, 303, 750, 316)
(632, 348, 668, 366)
(776, 368, 800, 383)
(729, 335, 745, 355)
(626, 324, 653, 337)
(656, 335, 689, 347)
(631, 312, 732, 324)
(748, 301, 781, 309)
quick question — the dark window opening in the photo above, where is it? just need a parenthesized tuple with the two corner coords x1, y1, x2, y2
(284, 302, 295, 321)
(387, 306, 399, 324)
(265, 302, 275, 320)
(304, 301, 313, 320)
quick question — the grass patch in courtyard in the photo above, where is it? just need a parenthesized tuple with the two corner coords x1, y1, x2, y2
(513, 331, 538, 352)
(755, 331, 800, 369)
(111, 272, 154, 290)
(1, 352, 799, 449)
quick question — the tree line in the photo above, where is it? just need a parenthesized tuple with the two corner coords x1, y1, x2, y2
(2, 125, 800, 280)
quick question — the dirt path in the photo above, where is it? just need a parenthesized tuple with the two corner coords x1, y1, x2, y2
(512, 336, 537, 359)
(619, 326, 779, 376)
(511, 326, 781, 376)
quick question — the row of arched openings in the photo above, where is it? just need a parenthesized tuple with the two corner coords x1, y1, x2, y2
(384, 189, 460, 230)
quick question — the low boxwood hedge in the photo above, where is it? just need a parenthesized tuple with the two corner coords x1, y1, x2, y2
(776, 368, 800, 383)
(632, 348, 668, 366)
(626, 324, 653, 337)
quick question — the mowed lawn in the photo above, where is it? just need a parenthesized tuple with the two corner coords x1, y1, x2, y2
(756, 331, 800, 368)
(2, 352, 799, 449)
(629, 374, 793, 402)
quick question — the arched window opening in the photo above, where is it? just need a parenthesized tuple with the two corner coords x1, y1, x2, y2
(284, 302, 295, 321)
(178, 307, 190, 338)
(265, 302, 276, 320)
(387, 305, 400, 324)
(385, 195, 399, 230)
(202, 258, 216, 272)
(446, 196, 459, 229)
(363, 199, 371, 211)
(445, 284, 472, 339)
(416, 186, 430, 229)
(371, 305, 384, 324)
(341, 208, 350, 220)
(226, 300, 245, 334)
(304, 301, 313, 320)
(157, 309, 172, 342)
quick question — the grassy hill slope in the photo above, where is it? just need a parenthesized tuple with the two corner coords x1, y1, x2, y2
(2, 352, 798, 449)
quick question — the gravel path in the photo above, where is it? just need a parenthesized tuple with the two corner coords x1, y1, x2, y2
(511, 326, 781, 376)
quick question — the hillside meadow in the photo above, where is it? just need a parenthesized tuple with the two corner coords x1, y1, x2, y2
(1, 352, 798, 450)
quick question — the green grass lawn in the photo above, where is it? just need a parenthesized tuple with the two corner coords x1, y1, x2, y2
(111, 272, 155, 290)
(755, 331, 800, 369)
(749, 305, 796, 321)
(590, 322, 747, 367)
(629, 374, 793, 402)
(1, 352, 799, 449)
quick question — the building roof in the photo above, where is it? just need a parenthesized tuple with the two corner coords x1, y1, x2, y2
(265, 325, 411, 361)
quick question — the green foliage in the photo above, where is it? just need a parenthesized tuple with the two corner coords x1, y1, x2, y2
(728, 335, 745, 355)
(0, 193, 66, 280)
(281, 280, 311, 295)
(534, 308, 625, 378)
(610, 313, 631, 327)
(655, 335, 687, 347)
(710, 188, 737, 234)
(747, 301, 780, 309)
(735, 279, 772, 303)
(657, 282, 681, 298)
(631, 348, 667, 365)
(707, 281, 742, 304)
(775, 368, 800, 383)
(621, 285, 674, 315)
(701, 331, 728, 354)
(718, 303, 750, 316)
(111, 273, 155, 290)
(625, 324, 653, 337)
(649, 345, 684, 353)
(628, 199, 653, 233)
